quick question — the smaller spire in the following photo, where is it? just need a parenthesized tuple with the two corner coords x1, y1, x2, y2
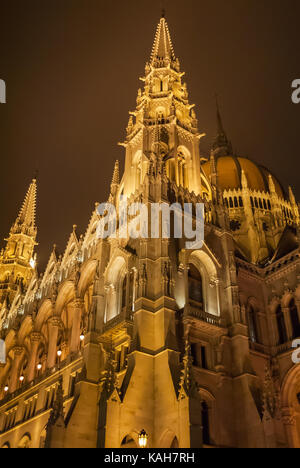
(212, 96, 233, 157)
(216, 95, 225, 136)
(110, 161, 120, 199)
(111, 160, 120, 186)
(11, 178, 37, 238)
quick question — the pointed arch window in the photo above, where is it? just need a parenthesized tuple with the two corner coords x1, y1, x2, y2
(188, 264, 203, 307)
(289, 299, 300, 339)
(170, 437, 179, 448)
(276, 305, 287, 345)
(248, 306, 258, 343)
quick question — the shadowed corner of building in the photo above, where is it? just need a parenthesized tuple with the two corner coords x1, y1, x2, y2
(0, 79, 6, 104)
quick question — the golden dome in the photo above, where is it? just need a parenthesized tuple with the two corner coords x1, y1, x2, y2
(202, 155, 284, 199)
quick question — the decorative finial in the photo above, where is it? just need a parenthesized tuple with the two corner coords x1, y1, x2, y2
(33, 169, 39, 181)
(161, 8, 166, 18)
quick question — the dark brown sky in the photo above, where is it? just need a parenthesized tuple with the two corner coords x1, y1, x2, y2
(0, 0, 299, 270)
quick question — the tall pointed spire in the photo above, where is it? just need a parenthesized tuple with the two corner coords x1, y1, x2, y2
(122, 13, 203, 197)
(11, 177, 37, 238)
(0, 177, 38, 306)
(150, 15, 176, 66)
(212, 97, 233, 157)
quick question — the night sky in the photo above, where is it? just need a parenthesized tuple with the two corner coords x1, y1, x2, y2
(0, 0, 299, 270)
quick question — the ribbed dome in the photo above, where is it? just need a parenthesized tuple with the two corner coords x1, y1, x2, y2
(202, 155, 285, 199)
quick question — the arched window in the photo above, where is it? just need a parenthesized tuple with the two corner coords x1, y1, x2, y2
(248, 306, 258, 343)
(165, 157, 176, 181)
(121, 434, 137, 448)
(1, 442, 10, 448)
(17, 433, 31, 449)
(289, 299, 300, 339)
(188, 264, 203, 306)
(170, 437, 179, 448)
(201, 401, 210, 445)
(165, 147, 190, 188)
(105, 258, 127, 322)
(276, 305, 287, 345)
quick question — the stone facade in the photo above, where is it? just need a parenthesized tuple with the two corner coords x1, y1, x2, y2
(0, 15, 299, 449)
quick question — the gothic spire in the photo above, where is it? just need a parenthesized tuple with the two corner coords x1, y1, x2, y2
(212, 98, 233, 157)
(11, 177, 37, 238)
(111, 160, 120, 187)
(109, 160, 120, 200)
(150, 15, 176, 66)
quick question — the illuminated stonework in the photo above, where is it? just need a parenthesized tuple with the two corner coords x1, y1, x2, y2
(0, 178, 37, 322)
(0, 15, 299, 449)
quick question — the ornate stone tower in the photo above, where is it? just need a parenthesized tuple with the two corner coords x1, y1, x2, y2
(0, 177, 37, 307)
(0, 14, 299, 450)
(122, 13, 209, 199)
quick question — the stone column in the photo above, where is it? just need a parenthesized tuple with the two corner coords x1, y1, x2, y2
(182, 263, 190, 317)
(47, 317, 60, 369)
(282, 407, 299, 448)
(268, 312, 278, 347)
(10, 346, 24, 393)
(27, 332, 42, 382)
(70, 299, 84, 354)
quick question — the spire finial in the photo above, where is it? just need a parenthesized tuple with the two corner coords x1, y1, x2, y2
(161, 8, 166, 18)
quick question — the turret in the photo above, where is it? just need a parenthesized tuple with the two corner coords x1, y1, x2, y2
(121, 13, 206, 197)
(0, 177, 38, 305)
